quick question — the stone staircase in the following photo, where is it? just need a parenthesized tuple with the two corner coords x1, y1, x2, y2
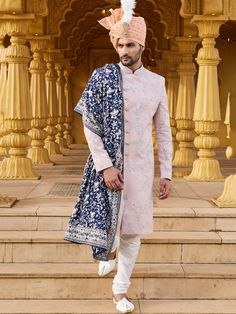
(1, 207, 236, 313)
(0, 145, 236, 313)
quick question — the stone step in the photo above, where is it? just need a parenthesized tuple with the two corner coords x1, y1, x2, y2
(0, 215, 222, 232)
(68, 144, 89, 150)
(0, 230, 224, 243)
(61, 148, 90, 156)
(1, 207, 236, 232)
(1, 299, 236, 314)
(1, 263, 236, 300)
(0, 230, 236, 263)
(50, 155, 89, 164)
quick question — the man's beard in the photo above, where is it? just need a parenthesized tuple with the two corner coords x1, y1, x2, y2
(120, 50, 141, 67)
(120, 56, 138, 66)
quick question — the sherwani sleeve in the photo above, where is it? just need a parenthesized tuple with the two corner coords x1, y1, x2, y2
(83, 125, 113, 173)
(154, 77, 173, 180)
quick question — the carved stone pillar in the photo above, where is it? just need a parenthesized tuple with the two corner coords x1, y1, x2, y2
(0, 30, 17, 206)
(64, 68, 74, 146)
(0, 17, 39, 180)
(55, 62, 68, 150)
(185, 16, 227, 181)
(164, 51, 180, 157)
(173, 37, 199, 169)
(27, 37, 53, 165)
(0, 34, 8, 160)
(44, 49, 61, 155)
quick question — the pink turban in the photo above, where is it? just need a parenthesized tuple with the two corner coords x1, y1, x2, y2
(98, 8, 146, 49)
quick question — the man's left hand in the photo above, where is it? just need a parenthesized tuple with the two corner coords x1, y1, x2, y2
(159, 178, 171, 199)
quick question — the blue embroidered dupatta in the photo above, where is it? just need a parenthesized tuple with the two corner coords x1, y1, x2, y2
(64, 64, 124, 261)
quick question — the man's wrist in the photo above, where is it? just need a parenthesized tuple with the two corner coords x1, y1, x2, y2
(163, 177, 171, 181)
(102, 166, 113, 173)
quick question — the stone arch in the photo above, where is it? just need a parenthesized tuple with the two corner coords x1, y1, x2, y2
(56, 0, 171, 64)
(54, 0, 171, 38)
(64, 21, 163, 65)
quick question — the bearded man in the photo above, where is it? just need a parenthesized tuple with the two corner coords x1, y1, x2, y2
(64, 1, 172, 313)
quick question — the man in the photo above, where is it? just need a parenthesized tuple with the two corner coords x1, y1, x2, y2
(64, 3, 172, 313)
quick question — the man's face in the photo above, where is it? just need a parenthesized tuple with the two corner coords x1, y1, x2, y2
(117, 38, 143, 67)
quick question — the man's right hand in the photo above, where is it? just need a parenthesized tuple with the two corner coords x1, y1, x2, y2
(103, 166, 124, 190)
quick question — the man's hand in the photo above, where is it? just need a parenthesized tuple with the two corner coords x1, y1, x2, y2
(159, 178, 171, 199)
(103, 166, 124, 190)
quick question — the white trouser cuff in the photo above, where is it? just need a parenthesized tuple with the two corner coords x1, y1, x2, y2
(112, 235, 141, 295)
(112, 280, 130, 294)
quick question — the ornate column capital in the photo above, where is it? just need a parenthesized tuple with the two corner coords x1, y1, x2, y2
(175, 36, 200, 78)
(44, 47, 59, 65)
(175, 36, 200, 54)
(163, 50, 181, 72)
(192, 15, 228, 38)
(0, 14, 35, 36)
(27, 35, 51, 52)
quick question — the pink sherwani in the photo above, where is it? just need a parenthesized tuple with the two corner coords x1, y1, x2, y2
(83, 62, 172, 235)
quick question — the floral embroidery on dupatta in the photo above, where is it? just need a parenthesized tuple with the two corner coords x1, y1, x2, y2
(64, 64, 124, 261)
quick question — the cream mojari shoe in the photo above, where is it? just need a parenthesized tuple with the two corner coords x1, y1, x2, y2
(98, 237, 119, 276)
(98, 258, 116, 276)
(113, 296, 134, 313)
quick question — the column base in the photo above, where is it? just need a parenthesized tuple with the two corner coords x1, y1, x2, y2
(0, 195, 17, 208)
(184, 158, 224, 182)
(0, 157, 8, 176)
(28, 147, 54, 165)
(212, 174, 236, 207)
(0, 147, 7, 158)
(56, 137, 68, 151)
(64, 134, 74, 147)
(173, 148, 196, 167)
(44, 141, 62, 156)
(173, 169, 191, 178)
(0, 156, 40, 180)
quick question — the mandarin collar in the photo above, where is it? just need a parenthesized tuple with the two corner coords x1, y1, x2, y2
(118, 61, 145, 75)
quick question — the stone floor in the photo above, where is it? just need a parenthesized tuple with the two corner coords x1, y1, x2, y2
(0, 161, 233, 210)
